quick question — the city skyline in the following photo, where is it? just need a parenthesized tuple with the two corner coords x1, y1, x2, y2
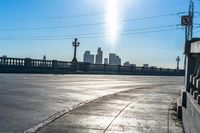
(83, 47, 124, 65)
(0, 0, 200, 68)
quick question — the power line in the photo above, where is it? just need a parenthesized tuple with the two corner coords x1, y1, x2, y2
(79, 28, 183, 40)
(0, 12, 186, 31)
(0, 12, 104, 22)
(122, 12, 185, 22)
(0, 27, 183, 41)
(0, 22, 105, 31)
(0, 24, 179, 39)
(0, 11, 185, 23)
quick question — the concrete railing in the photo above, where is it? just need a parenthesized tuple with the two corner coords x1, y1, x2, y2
(181, 39, 200, 133)
(0, 57, 184, 75)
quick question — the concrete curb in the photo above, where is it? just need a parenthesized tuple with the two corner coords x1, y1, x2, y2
(23, 101, 90, 133)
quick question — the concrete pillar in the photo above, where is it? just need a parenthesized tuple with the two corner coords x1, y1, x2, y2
(185, 54, 196, 92)
(197, 95, 200, 104)
(130, 66, 133, 72)
(24, 58, 32, 68)
(196, 79, 200, 89)
(192, 76, 199, 88)
(118, 65, 121, 73)
(142, 67, 144, 72)
(193, 91, 199, 100)
(190, 88, 195, 95)
(84, 63, 90, 72)
(52, 60, 58, 69)
(104, 64, 107, 72)
(71, 62, 77, 72)
(182, 91, 187, 108)
(177, 106, 182, 120)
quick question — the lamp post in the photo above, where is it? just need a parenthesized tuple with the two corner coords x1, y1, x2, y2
(72, 38, 80, 63)
(176, 56, 180, 70)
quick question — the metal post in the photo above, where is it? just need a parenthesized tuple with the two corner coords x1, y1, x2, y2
(176, 56, 180, 70)
(72, 38, 80, 63)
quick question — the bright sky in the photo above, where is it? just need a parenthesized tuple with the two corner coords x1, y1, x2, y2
(0, 0, 200, 68)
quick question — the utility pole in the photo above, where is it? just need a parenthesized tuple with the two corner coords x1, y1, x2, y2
(176, 56, 180, 70)
(181, 0, 194, 72)
(188, 0, 194, 41)
(181, 0, 194, 41)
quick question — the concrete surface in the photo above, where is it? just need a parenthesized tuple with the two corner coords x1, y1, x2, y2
(37, 84, 184, 133)
(0, 74, 184, 133)
(182, 92, 200, 133)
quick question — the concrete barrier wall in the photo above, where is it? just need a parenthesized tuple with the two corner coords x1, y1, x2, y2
(0, 57, 185, 75)
(182, 93, 200, 133)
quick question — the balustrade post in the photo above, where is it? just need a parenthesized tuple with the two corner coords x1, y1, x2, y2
(25, 58, 32, 68)
(104, 64, 107, 72)
(52, 60, 58, 70)
(118, 65, 121, 73)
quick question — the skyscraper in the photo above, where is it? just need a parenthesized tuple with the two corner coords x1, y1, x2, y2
(95, 47, 103, 64)
(83, 51, 94, 64)
(104, 58, 108, 64)
(109, 53, 121, 65)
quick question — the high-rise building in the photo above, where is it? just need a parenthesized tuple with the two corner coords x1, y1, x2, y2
(90, 54, 94, 64)
(95, 47, 103, 64)
(109, 53, 121, 65)
(83, 51, 94, 64)
(116, 56, 121, 65)
(104, 58, 108, 64)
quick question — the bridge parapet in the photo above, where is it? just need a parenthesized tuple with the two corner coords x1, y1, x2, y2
(185, 39, 200, 92)
(0, 57, 25, 67)
(181, 39, 200, 133)
(0, 57, 184, 75)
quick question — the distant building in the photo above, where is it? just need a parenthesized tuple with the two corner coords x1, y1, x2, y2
(95, 47, 103, 64)
(109, 53, 121, 65)
(123, 62, 130, 66)
(104, 58, 108, 64)
(83, 51, 94, 64)
(2, 55, 7, 58)
(143, 64, 149, 67)
(123, 61, 136, 67)
(43, 55, 46, 60)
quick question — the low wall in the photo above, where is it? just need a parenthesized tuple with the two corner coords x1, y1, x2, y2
(0, 57, 184, 75)
(182, 92, 200, 133)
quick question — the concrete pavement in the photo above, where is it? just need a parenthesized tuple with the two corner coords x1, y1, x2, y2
(0, 74, 183, 132)
(37, 84, 183, 133)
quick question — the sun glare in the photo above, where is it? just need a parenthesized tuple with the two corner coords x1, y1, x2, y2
(105, 0, 120, 46)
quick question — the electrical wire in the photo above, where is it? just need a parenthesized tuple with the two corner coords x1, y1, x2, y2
(0, 24, 179, 39)
(0, 27, 183, 41)
(0, 12, 104, 22)
(0, 12, 186, 31)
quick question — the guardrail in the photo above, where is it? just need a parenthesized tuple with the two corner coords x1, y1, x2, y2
(0, 57, 184, 75)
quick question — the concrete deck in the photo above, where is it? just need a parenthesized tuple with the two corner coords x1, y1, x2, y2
(37, 84, 183, 133)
